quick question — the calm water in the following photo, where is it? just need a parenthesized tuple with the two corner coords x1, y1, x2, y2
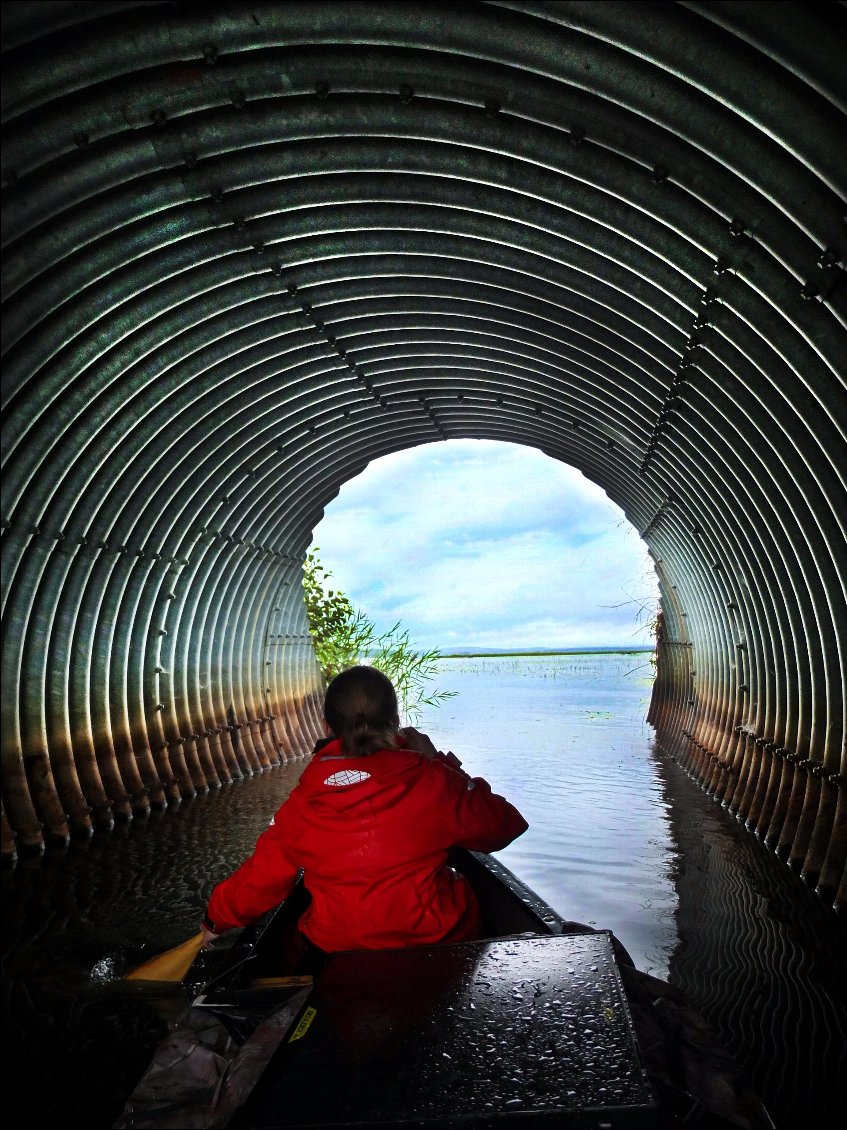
(414, 651, 675, 977)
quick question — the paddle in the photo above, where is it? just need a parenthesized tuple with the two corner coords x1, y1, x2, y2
(123, 931, 205, 982)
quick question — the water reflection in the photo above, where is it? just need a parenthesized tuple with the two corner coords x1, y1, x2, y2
(416, 652, 677, 977)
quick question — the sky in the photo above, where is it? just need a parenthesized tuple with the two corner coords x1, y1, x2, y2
(309, 438, 659, 652)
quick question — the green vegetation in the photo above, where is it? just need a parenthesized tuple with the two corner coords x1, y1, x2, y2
(302, 549, 457, 723)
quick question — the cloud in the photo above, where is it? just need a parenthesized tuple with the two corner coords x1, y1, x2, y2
(310, 439, 658, 649)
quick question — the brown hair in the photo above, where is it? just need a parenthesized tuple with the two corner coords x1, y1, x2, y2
(323, 666, 400, 756)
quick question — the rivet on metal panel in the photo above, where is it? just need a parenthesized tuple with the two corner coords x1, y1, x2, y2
(211, 188, 225, 204)
(315, 81, 330, 99)
(184, 151, 198, 168)
(713, 257, 730, 275)
(729, 217, 746, 238)
(156, 703, 165, 711)
(399, 84, 414, 104)
(800, 283, 819, 301)
(569, 127, 585, 146)
(202, 43, 218, 65)
(652, 165, 668, 184)
(484, 99, 501, 117)
(231, 90, 246, 108)
(287, 282, 298, 295)
(700, 288, 718, 305)
(817, 247, 840, 269)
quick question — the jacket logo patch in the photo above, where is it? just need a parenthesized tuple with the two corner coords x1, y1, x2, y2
(324, 769, 372, 787)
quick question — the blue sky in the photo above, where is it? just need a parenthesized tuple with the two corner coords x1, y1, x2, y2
(310, 439, 659, 651)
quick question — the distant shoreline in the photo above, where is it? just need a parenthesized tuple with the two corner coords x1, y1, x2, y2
(438, 646, 654, 659)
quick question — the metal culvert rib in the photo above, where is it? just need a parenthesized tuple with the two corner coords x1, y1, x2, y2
(1, 2, 844, 926)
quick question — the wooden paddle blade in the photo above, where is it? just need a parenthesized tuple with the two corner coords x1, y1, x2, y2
(123, 931, 204, 981)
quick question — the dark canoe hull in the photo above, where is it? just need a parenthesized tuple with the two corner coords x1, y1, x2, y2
(115, 850, 773, 1129)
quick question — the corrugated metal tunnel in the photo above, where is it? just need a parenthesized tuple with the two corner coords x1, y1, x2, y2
(1, 2, 845, 916)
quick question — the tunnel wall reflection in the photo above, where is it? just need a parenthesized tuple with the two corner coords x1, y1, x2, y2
(1, 2, 844, 911)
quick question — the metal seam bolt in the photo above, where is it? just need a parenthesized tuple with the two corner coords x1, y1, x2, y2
(817, 247, 839, 269)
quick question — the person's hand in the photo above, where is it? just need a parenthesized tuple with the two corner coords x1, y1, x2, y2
(200, 924, 221, 950)
(399, 726, 440, 759)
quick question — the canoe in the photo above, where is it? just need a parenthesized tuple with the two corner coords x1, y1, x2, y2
(114, 848, 774, 1129)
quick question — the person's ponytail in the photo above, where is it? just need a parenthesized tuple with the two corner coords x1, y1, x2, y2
(323, 667, 400, 756)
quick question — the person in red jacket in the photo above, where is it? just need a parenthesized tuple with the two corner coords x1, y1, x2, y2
(201, 665, 528, 954)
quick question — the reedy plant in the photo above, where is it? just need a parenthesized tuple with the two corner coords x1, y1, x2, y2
(302, 549, 456, 723)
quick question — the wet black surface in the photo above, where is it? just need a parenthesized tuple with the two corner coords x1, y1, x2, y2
(233, 933, 655, 1127)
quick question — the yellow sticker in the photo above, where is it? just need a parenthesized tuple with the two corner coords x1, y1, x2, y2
(288, 1005, 317, 1042)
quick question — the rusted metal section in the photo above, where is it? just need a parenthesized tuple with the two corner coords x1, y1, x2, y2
(0, 3, 844, 914)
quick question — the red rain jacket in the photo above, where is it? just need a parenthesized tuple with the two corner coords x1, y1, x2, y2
(204, 737, 528, 952)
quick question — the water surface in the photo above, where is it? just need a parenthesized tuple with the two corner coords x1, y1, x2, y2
(415, 651, 675, 977)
